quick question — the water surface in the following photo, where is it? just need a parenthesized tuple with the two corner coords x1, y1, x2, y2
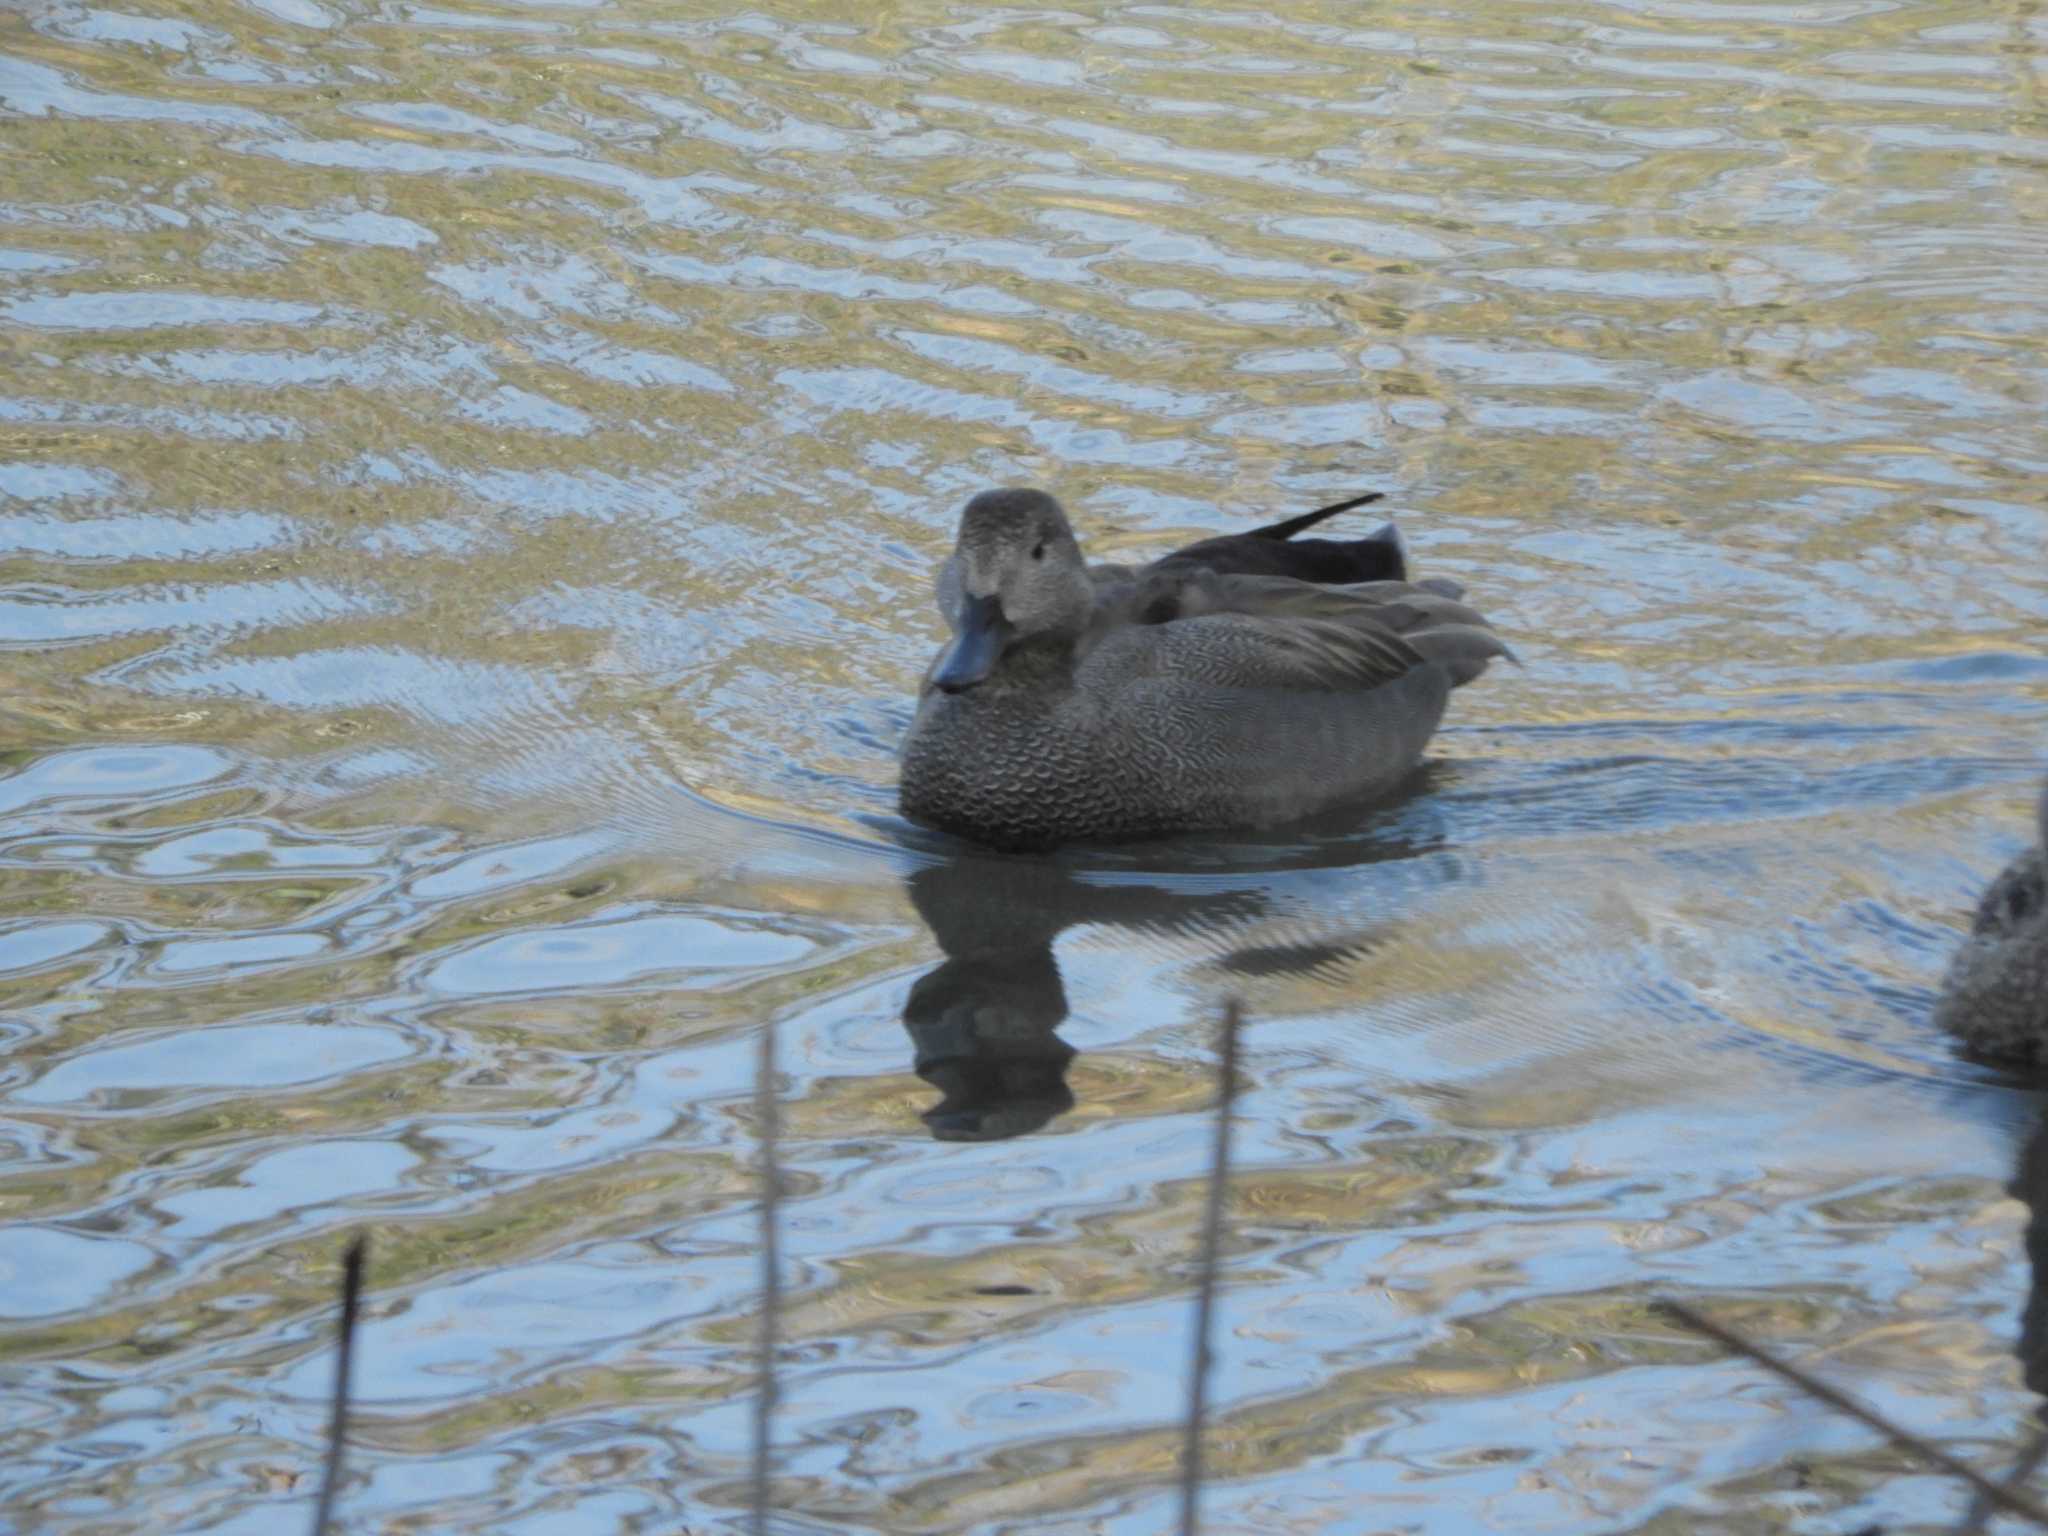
(2, 0, 2046, 1531)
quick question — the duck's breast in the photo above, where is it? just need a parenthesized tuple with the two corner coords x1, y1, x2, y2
(899, 684, 1179, 849)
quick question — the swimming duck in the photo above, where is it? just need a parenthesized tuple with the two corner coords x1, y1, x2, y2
(898, 487, 1508, 850)
(1935, 781, 2048, 1064)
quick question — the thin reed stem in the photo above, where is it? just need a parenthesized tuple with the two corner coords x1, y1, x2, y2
(1657, 1299, 2048, 1532)
(751, 1020, 783, 1536)
(1958, 1425, 2048, 1535)
(311, 1234, 367, 1536)
(1178, 999, 1244, 1536)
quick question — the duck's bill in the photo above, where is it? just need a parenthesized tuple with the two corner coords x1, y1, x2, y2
(933, 593, 1009, 692)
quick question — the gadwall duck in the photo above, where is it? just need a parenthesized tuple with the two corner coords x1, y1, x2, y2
(1935, 781, 2048, 1064)
(898, 488, 1508, 850)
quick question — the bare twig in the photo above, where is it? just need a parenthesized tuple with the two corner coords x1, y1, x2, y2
(751, 1020, 783, 1536)
(311, 1233, 367, 1536)
(1179, 999, 1245, 1536)
(1958, 1425, 2048, 1535)
(1656, 1299, 2048, 1531)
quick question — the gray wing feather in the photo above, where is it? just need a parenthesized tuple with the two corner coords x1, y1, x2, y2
(1181, 612, 1424, 692)
(1093, 570, 1508, 694)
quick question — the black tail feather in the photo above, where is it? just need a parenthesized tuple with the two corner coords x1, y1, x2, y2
(1246, 491, 1384, 542)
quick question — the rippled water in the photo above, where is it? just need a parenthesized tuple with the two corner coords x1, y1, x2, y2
(2, 0, 2046, 1530)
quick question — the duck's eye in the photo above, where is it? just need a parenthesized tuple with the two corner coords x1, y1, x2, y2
(1031, 541, 1046, 561)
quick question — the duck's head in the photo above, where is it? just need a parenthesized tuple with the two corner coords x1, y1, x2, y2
(932, 488, 1092, 693)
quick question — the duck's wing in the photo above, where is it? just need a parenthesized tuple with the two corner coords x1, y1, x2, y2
(1170, 609, 1430, 692)
(1105, 572, 1510, 693)
(1253, 578, 1511, 688)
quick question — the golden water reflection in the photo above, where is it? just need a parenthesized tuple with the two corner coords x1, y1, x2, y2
(1, 0, 2045, 1529)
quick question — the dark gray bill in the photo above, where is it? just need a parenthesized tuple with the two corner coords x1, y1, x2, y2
(934, 593, 1009, 693)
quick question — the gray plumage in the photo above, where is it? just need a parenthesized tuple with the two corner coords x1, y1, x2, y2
(1934, 782, 2048, 1064)
(899, 487, 1509, 850)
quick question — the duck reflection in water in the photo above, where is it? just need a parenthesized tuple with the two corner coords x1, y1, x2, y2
(898, 801, 1445, 1141)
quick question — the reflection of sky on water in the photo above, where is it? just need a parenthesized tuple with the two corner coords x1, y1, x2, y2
(0, 0, 2043, 1529)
